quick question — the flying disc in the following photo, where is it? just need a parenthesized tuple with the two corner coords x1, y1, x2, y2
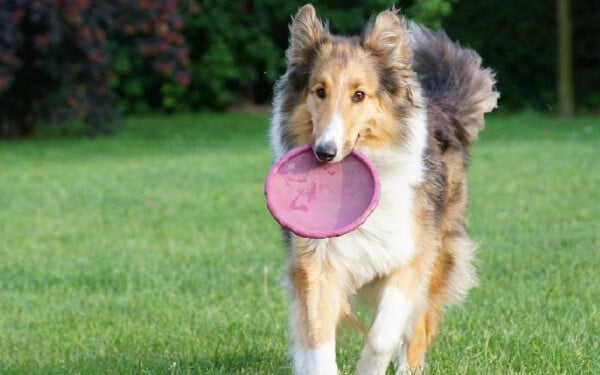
(265, 145, 380, 239)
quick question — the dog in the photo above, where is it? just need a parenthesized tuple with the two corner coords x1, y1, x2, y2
(269, 5, 498, 374)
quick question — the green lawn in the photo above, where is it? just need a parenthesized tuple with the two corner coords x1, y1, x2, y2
(1, 112, 598, 374)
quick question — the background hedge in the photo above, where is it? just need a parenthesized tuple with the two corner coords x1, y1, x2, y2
(444, 0, 599, 112)
(176, 0, 599, 113)
(1, 0, 598, 137)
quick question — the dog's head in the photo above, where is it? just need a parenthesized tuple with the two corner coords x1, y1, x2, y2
(285, 5, 416, 162)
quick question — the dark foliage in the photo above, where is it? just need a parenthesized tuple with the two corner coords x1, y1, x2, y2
(0, 0, 189, 138)
(179, 0, 453, 111)
(444, 0, 599, 112)
(1, 1, 596, 138)
(110, 0, 191, 113)
(178, 0, 598, 113)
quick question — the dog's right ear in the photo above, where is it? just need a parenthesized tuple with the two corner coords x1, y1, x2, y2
(287, 4, 328, 67)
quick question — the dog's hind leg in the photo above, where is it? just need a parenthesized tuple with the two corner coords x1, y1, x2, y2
(404, 308, 441, 373)
(405, 312, 429, 372)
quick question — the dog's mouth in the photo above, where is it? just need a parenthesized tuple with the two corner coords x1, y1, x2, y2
(312, 129, 363, 163)
(313, 134, 361, 163)
(312, 142, 356, 163)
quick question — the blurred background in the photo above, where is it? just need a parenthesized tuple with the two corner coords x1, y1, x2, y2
(1, 1, 599, 374)
(0, 0, 598, 138)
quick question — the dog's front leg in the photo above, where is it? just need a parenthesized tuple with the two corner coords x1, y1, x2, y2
(355, 285, 411, 375)
(288, 243, 344, 375)
(355, 254, 433, 375)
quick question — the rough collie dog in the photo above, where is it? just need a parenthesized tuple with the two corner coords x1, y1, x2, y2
(269, 5, 498, 374)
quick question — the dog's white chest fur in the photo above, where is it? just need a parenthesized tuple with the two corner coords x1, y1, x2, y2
(298, 107, 428, 289)
(304, 152, 423, 288)
(281, 108, 428, 290)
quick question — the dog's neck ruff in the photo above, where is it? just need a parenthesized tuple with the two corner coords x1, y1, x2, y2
(355, 106, 428, 187)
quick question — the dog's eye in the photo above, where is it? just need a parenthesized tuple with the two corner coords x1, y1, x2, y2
(352, 91, 365, 103)
(316, 88, 326, 99)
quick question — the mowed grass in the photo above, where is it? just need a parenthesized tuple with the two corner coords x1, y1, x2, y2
(0, 112, 598, 374)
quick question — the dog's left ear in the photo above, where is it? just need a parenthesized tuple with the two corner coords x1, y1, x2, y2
(361, 10, 412, 71)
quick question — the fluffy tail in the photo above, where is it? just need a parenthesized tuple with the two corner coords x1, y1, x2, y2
(409, 23, 499, 142)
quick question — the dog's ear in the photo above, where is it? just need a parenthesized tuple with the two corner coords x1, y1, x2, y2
(287, 4, 328, 66)
(361, 10, 412, 71)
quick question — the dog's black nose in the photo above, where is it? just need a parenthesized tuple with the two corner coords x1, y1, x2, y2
(314, 143, 337, 162)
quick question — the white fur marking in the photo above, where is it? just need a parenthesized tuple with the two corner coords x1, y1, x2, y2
(290, 296, 338, 374)
(307, 341, 338, 375)
(316, 112, 345, 162)
(294, 340, 338, 375)
(293, 345, 308, 374)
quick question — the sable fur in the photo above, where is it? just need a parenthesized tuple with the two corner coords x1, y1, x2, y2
(410, 23, 500, 143)
(269, 5, 498, 374)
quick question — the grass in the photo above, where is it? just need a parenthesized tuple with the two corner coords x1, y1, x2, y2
(0, 112, 598, 374)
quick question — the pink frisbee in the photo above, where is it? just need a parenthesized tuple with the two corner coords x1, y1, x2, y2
(265, 145, 380, 239)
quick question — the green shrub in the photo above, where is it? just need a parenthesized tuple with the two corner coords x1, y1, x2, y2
(444, 0, 599, 112)
(177, 0, 455, 111)
(0, 0, 190, 138)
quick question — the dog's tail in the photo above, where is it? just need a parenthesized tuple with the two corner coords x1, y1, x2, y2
(409, 23, 499, 142)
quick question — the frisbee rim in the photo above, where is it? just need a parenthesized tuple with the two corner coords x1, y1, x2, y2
(264, 145, 381, 239)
